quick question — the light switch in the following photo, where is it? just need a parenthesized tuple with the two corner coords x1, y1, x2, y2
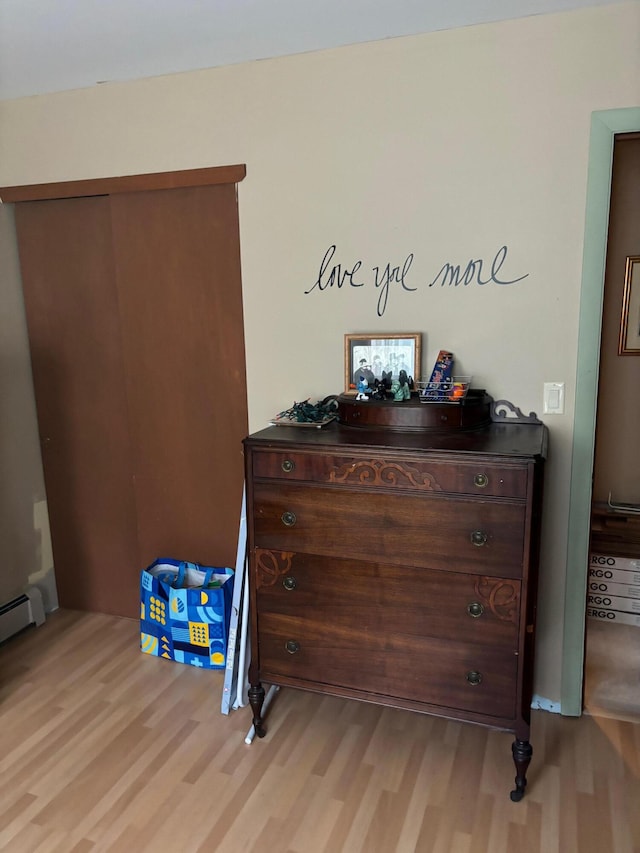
(543, 382, 565, 414)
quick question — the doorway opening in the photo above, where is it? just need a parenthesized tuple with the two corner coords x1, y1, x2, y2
(562, 109, 640, 717)
(583, 133, 640, 722)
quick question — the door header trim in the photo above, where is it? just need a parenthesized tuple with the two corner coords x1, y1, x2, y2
(0, 164, 246, 203)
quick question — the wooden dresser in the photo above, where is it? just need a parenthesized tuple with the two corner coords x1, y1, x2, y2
(243, 401, 547, 801)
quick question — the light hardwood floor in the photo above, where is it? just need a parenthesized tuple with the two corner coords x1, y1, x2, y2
(584, 619, 640, 723)
(1, 610, 638, 853)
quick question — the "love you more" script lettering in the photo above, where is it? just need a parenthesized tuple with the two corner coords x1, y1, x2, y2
(304, 244, 529, 317)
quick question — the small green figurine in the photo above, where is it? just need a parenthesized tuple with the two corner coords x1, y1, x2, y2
(392, 369, 411, 401)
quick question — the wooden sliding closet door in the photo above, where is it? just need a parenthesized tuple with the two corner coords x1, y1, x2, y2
(110, 183, 248, 568)
(11, 171, 248, 618)
(14, 197, 139, 615)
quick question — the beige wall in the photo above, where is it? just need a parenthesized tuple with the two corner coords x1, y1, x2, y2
(0, 205, 56, 610)
(0, 2, 638, 703)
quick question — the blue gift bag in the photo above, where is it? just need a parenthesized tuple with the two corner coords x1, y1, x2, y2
(140, 559, 234, 669)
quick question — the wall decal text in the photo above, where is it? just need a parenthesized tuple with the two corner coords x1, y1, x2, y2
(429, 245, 529, 289)
(305, 244, 529, 317)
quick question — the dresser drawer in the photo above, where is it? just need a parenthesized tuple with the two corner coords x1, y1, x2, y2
(250, 449, 528, 499)
(255, 550, 520, 646)
(252, 483, 526, 578)
(257, 612, 517, 719)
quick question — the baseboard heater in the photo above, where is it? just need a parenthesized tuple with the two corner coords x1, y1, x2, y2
(0, 587, 45, 644)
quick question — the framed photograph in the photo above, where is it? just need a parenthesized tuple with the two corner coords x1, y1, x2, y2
(619, 256, 640, 355)
(344, 333, 421, 392)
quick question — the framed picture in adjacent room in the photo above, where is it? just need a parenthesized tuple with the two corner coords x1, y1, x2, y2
(619, 256, 640, 355)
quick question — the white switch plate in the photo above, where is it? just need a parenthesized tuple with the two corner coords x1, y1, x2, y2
(543, 382, 565, 414)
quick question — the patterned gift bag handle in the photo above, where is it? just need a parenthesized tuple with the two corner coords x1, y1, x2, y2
(175, 561, 218, 589)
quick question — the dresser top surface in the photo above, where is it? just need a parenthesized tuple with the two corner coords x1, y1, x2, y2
(245, 420, 548, 461)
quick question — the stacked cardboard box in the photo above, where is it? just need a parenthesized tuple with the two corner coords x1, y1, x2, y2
(587, 554, 640, 626)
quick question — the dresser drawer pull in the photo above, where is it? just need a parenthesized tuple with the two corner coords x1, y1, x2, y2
(467, 602, 484, 618)
(470, 530, 488, 547)
(466, 671, 483, 686)
(285, 640, 300, 654)
(474, 473, 489, 488)
(281, 459, 295, 473)
(281, 511, 297, 527)
(282, 576, 297, 591)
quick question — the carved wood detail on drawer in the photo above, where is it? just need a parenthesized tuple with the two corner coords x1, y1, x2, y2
(255, 548, 295, 590)
(328, 458, 443, 490)
(474, 577, 520, 624)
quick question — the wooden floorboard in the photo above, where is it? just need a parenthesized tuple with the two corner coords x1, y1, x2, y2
(0, 610, 638, 852)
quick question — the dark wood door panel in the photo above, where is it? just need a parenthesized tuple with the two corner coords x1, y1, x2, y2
(258, 613, 517, 719)
(252, 483, 526, 577)
(15, 198, 140, 616)
(109, 184, 248, 570)
(255, 549, 520, 645)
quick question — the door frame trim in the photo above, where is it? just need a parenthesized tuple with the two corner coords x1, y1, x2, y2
(562, 107, 640, 716)
(0, 164, 246, 203)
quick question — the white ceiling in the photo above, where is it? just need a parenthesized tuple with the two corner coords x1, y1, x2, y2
(0, 0, 622, 101)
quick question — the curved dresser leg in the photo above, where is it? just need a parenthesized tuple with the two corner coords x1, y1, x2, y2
(510, 738, 533, 801)
(248, 683, 266, 738)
